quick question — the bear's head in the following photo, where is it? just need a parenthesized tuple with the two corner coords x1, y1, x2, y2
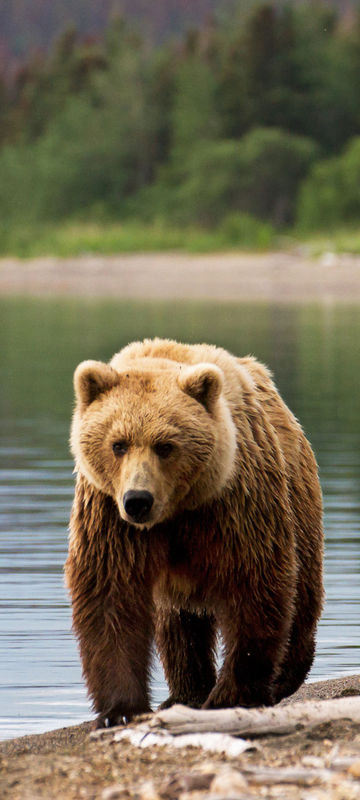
(71, 358, 236, 528)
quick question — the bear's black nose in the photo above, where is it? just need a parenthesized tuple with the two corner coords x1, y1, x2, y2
(123, 490, 154, 523)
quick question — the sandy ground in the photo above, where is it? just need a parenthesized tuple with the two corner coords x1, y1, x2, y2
(0, 251, 360, 302)
(2, 676, 360, 799)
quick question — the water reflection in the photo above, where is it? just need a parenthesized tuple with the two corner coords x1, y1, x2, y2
(0, 430, 88, 740)
(1, 299, 359, 739)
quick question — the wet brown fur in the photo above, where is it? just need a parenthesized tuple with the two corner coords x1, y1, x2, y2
(65, 338, 324, 727)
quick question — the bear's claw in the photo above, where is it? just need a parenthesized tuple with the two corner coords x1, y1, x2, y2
(95, 703, 152, 729)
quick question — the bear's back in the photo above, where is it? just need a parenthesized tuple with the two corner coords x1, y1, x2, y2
(111, 338, 256, 398)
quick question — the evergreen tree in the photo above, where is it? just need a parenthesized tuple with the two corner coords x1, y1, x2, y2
(170, 49, 221, 164)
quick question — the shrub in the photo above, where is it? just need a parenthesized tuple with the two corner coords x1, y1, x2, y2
(218, 212, 275, 248)
(0, 97, 144, 225)
(147, 127, 319, 228)
(297, 137, 360, 230)
(234, 127, 320, 226)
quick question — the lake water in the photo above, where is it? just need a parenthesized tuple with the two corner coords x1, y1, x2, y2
(1, 298, 359, 740)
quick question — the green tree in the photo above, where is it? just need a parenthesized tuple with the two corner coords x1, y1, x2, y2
(170, 53, 221, 163)
(218, 1, 360, 153)
(297, 136, 360, 229)
(5, 27, 106, 145)
(290, 3, 359, 153)
(0, 21, 159, 223)
(143, 127, 318, 227)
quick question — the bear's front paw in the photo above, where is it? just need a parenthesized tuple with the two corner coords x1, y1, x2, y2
(158, 694, 205, 711)
(203, 680, 275, 710)
(95, 701, 152, 729)
(158, 695, 178, 711)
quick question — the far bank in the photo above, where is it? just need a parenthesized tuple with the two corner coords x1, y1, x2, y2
(1, 251, 360, 303)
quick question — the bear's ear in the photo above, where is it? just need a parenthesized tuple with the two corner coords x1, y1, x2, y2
(179, 364, 223, 413)
(73, 360, 120, 410)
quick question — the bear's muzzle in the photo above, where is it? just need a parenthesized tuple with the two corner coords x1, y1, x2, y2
(123, 489, 154, 524)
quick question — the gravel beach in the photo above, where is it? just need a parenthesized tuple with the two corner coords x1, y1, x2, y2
(2, 675, 360, 798)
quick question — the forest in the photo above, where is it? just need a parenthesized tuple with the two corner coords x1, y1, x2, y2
(1, 0, 360, 254)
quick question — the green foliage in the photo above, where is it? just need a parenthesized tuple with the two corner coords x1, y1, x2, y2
(289, 6, 360, 153)
(216, 1, 359, 152)
(2, 29, 107, 146)
(0, 218, 276, 258)
(171, 56, 221, 160)
(297, 137, 360, 230)
(141, 128, 318, 227)
(233, 127, 319, 225)
(1, 3, 360, 246)
(292, 226, 360, 257)
(151, 139, 243, 226)
(218, 212, 274, 248)
(0, 25, 158, 223)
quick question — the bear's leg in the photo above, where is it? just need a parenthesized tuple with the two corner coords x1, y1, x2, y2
(156, 609, 217, 709)
(67, 553, 154, 728)
(202, 610, 289, 709)
(274, 540, 323, 702)
(273, 621, 317, 702)
(81, 596, 154, 728)
(275, 592, 322, 703)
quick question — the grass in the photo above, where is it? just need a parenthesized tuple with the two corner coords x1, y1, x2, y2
(290, 227, 360, 257)
(1, 218, 360, 259)
(0, 217, 275, 259)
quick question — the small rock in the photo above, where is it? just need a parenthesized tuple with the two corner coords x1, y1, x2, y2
(348, 760, 360, 778)
(178, 793, 208, 800)
(197, 761, 229, 774)
(102, 786, 127, 800)
(139, 779, 161, 800)
(302, 756, 325, 768)
(331, 783, 360, 800)
(210, 768, 248, 794)
(160, 771, 214, 797)
(321, 252, 337, 268)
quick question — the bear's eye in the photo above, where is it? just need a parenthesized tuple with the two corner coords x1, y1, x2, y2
(112, 441, 128, 457)
(154, 442, 174, 459)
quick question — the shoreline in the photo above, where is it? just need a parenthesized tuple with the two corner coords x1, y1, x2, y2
(2, 674, 360, 799)
(1, 251, 360, 303)
(2, 673, 360, 750)
(2, 672, 360, 750)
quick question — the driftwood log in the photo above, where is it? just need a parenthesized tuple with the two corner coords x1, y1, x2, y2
(149, 696, 360, 738)
(158, 765, 336, 794)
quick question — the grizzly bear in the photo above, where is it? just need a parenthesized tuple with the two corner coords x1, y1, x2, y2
(66, 338, 323, 728)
